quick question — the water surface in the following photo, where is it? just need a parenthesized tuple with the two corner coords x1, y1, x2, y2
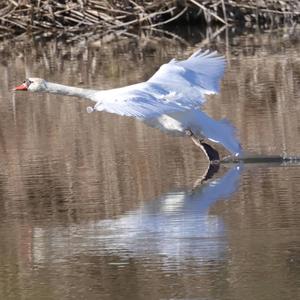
(0, 27, 300, 300)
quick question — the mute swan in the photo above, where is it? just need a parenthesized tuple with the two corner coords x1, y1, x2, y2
(14, 49, 242, 162)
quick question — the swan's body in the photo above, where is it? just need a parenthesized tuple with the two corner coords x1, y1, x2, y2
(14, 49, 242, 161)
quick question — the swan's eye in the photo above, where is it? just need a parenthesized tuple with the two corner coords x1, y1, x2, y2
(25, 79, 33, 86)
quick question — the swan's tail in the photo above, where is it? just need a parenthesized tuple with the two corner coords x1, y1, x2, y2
(169, 110, 243, 156)
(206, 117, 243, 157)
(145, 109, 243, 157)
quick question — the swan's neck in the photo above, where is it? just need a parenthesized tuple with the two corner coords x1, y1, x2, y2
(44, 82, 97, 99)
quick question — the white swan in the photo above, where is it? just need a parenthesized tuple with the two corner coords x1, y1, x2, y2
(14, 49, 242, 162)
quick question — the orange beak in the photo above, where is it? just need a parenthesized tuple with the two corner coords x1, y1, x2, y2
(14, 83, 27, 91)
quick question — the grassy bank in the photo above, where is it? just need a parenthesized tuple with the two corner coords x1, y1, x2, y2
(0, 0, 299, 39)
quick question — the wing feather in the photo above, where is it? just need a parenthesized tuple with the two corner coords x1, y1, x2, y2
(92, 82, 187, 119)
(92, 50, 226, 120)
(148, 49, 226, 96)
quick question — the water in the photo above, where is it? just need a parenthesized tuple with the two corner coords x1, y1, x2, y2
(0, 27, 300, 299)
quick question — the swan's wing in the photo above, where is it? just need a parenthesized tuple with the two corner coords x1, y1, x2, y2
(148, 49, 226, 106)
(92, 82, 189, 120)
(92, 50, 225, 119)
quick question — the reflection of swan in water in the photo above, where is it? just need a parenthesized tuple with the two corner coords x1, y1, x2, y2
(32, 165, 242, 269)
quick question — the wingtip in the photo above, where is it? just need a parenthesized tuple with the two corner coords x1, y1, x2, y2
(189, 48, 225, 63)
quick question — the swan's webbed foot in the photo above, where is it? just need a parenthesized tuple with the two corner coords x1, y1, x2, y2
(187, 130, 220, 164)
(199, 141, 220, 163)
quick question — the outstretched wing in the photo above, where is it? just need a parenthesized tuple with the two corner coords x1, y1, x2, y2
(92, 50, 226, 120)
(92, 82, 188, 120)
(148, 49, 226, 102)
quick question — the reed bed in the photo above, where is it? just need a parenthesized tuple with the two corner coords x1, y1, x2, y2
(0, 0, 299, 39)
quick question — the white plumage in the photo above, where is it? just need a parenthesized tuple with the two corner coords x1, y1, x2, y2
(14, 49, 242, 158)
(92, 49, 225, 118)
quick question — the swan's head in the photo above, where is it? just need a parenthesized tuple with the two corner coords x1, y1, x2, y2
(14, 78, 47, 92)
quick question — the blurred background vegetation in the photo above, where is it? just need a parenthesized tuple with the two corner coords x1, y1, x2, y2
(0, 0, 299, 40)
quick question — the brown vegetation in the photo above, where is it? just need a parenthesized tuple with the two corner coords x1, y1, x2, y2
(0, 0, 299, 39)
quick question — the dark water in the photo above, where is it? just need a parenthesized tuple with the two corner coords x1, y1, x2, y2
(0, 27, 300, 299)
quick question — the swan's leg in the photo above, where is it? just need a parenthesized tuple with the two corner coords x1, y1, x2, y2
(186, 130, 220, 163)
(184, 129, 193, 137)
